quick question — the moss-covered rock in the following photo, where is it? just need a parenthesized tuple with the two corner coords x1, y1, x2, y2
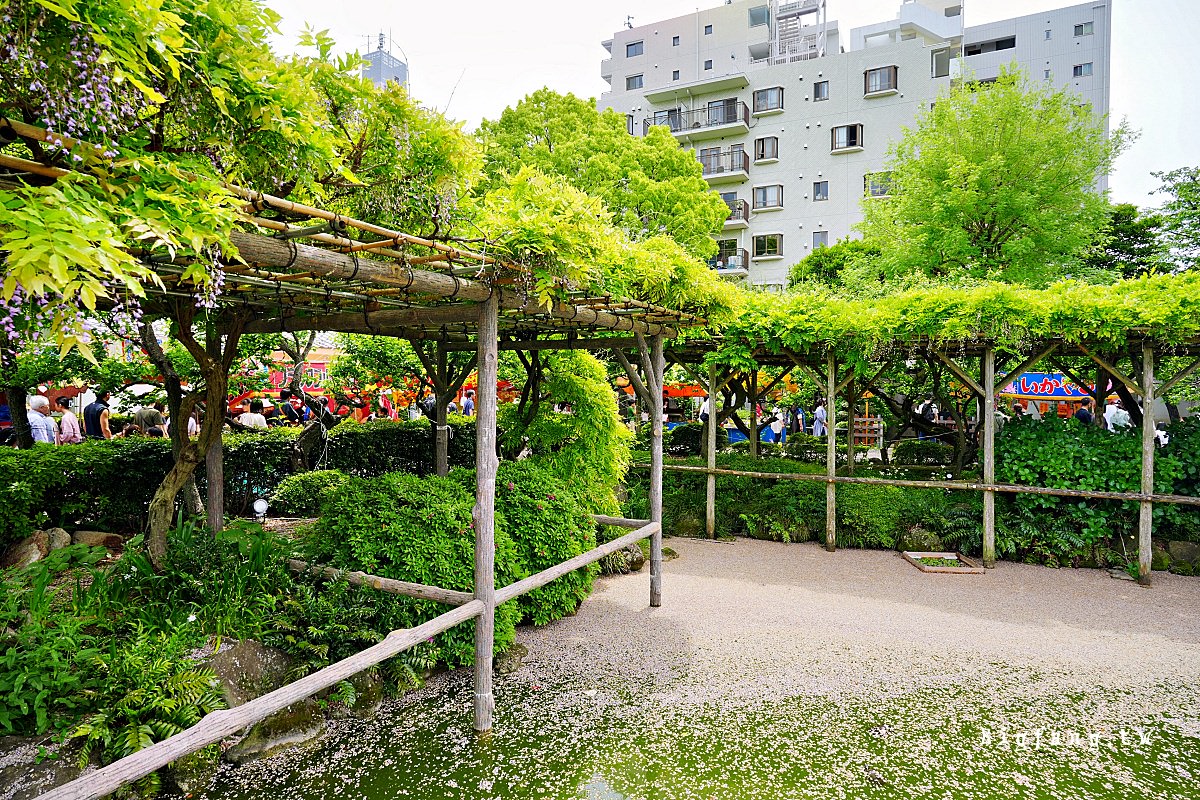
(224, 699, 326, 764)
(1152, 544, 1171, 571)
(896, 526, 944, 553)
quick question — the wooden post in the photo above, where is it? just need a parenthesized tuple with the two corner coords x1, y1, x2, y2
(435, 343, 450, 477)
(749, 369, 759, 460)
(706, 361, 718, 539)
(1139, 341, 1155, 587)
(845, 380, 856, 477)
(472, 293, 499, 732)
(205, 437, 223, 535)
(825, 351, 837, 552)
(982, 348, 996, 568)
(650, 335, 665, 607)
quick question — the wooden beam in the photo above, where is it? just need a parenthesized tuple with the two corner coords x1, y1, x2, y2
(1138, 341, 1155, 587)
(494, 522, 660, 604)
(931, 350, 986, 398)
(650, 335, 665, 608)
(287, 560, 473, 605)
(1077, 344, 1143, 397)
(1157, 355, 1200, 397)
(442, 337, 640, 353)
(472, 293, 499, 732)
(706, 361, 718, 540)
(788, 355, 825, 390)
(1048, 358, 1096, 401)
(244, 305, 480, 334)
(42, 600, 484, 800)
(995, 343, 1059, 396)
(0, 152, 68, 179)
(825, 351, 837, 552)
(982, 348, 996, 569)
(592, 514, 651, 528)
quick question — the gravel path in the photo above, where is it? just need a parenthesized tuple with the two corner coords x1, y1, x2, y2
(195, 538, 1200, 800)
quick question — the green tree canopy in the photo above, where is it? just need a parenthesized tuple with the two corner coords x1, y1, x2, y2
(1153, 166, 1200, 270)
(1081, 203, 1165, 279)
(476, 89, 728, 260)
(859, 67, 1128, 284)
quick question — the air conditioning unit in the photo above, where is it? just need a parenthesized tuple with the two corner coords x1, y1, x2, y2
(726, 255, 742, 268)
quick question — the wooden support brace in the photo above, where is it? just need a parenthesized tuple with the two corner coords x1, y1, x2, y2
(995, 343, 1059, 396)
(1157, 355, 1200, 397)
(931, 350, 986, 398)
(1078, 344, 1143, 397)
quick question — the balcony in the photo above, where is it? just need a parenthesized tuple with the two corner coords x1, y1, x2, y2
(708, 248, 750, 278)
(644, 101, 750, 143)
(700, 150, 750, 185)
(723, 199, 750, 228)
(601, 58, 612, 83)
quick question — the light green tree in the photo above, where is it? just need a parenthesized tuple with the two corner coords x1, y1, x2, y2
(859, 67, 1128, 284)
(1153, 166, 1200, 269)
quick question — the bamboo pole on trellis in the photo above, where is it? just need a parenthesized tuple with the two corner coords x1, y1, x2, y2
(472, 293, 499, 732)
(706, 361, 718, 539)
(1139, 342, 1155, 587)
(983, 348, 997, 568)
(825, 352, 837, 552)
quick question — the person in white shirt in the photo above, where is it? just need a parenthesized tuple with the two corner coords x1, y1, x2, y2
(27, 396, 59, 444)
(699, 395, 711, 423)
(1104, 399, 1132, 430)
(769, 407, 786, 443)
(237, 399, 268, 429)
(812, 399, 827, 438)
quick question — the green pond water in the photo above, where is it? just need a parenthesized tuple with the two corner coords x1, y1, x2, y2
(187, 667, 1200, 800)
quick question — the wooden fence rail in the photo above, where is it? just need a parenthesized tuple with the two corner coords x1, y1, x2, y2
(286, 559, 474, 605)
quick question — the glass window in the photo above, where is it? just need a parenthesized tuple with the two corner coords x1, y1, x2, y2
(753, 185, 783, 209)
(754, 137, 778, 161)
(813, 181, 829, 201)
(864, 66, 898, 94)
(1044, 69, 1051, 80)
(672, 69, 680, 80)
(1074, 21, 1094, 36)
(753, 87, 784, 113)
(626, 41, 644, 58)
(749, 5, 769, 27)
(813, 80, 829, 101)
(831, 124, 863, 150)
(716, 239, 739, 259)
(813, 231, 829, 249)
(753, 234, 783, 258)
(653, 108, 682, 130)
(1045, 29, 1052, 40)
(626, 74, 644, 90)
(864, 172, 892, 197)
(704, 24, 713, 35)
(672, 35, 680, 46)
(1073, 62, 1093, 77)
(704, 59, 713, 70)
(626, 114, 635, 135)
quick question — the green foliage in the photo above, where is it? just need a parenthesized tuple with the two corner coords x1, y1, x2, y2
(477, 89, 728, 260)
(859, 67, 1127, 283)
(1153, 166, 1200, 270)
(787, 239, 885, 290)
(501, 351, 631, 513)
(270, 470, 350, 517)
(1081, 203, 1167, 279)
(307, 472, 524, 667)
(0, 545, 107, 735)
(892, 439, 955, 466)
(665, 422, 728, 456)
(493, 460, 597, 625)
(72, 628, 224, 799)
(264, 577, 387, 681)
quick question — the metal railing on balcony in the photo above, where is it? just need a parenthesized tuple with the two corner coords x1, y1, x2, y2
(708, 248, 750, 271)
(699, 149, 750, 177)
(724, 199, 749, 224)
(643, 101, 750, 135)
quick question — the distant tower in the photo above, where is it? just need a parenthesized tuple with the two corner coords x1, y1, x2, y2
(361, 32, 408, 90)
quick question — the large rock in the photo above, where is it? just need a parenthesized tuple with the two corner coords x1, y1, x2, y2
(207, 641, 327, 764)
(163, 747, 220, 796)
(0, 736, 88, 800)
(1152, 544, 1171, 571)
(223, 699, 325, 764)
(0, 531, 49, 570)
(45, 528, 71, 551)
(327, 671, 385, 720)
(1167, 540, 1200, 567)
(622, 543, 646, 572)
(495, 643, 529, 676)
(897, 526, 944, 553)
(71, 530, 125, 552)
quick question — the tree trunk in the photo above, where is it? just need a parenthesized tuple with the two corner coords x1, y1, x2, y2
(7, 385, 33, 449)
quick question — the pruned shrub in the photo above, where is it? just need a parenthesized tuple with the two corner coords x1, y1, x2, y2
(270, 470, 349, 517)
(892, 439, 955, 466)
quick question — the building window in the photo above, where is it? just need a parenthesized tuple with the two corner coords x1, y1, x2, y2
(672, 69, 680, 80)
(716, 238, 739, 261)
(864, 66, 898, 94)
(753, 87, 784, 113)
(653, 108, 682, 129)
(1073, 62, 1093, 77)
(864, 172, 892, 197)
(753, 234, 783, 258)
(831, 124, 863, 151)
(813, 181, 829, 201)
(1044, 69, 1051, 80)
(626, 114, 635, 135)
(964, 36, 1016, 56)
(1074, 21, 1094, 36)
(754, 136, 778, 161)
(749, 5, 769, 27)
(1045, 29, 1052, 40)
(704, 24, 713, 35)
(813, 231, 829, 249)
(626, 41, 644, 58)
(672, 35, 680, 46)
(753, 184, 783, 209)
(813, 80, 829, 101)
(704, 59, 713, 70)
(626, 74, 644, 90)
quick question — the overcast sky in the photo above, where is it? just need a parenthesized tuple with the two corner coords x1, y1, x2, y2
(269, 0, 1197, 210)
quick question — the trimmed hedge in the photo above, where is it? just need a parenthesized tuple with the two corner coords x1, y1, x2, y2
(0, 417, 477, 548)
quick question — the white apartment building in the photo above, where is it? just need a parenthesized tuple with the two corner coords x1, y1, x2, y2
(599, 0, 1112, 289)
